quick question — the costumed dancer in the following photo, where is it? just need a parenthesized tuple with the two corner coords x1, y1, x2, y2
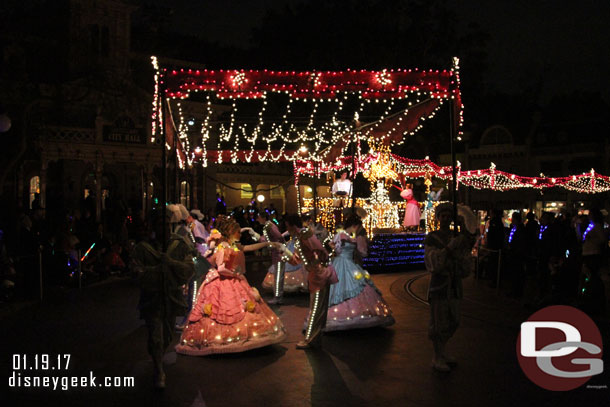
(352, 218, 368, 266)
(424, 203, 474, 372)
(255, 212, 287, 304)
(284, 214, 338, 349)
(189, 209, 210, 256)
(175, 216, 286, 356)
(262, 236, 309, 294)
(325, 215, 394, 331)
(302, 214, 330, 246)
(174, 207, 211, 330)
(188, 209, 212, 303)
(130, 210, 195, 389)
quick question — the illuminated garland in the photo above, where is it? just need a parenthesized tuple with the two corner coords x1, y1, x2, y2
(458, 167, 610, 193)
(297, 154, 610, 194)
(163, 68, 458, 100)
(153, 61, 608, 194)
(151, 56, 160, 143)
(151, 60, 464, 167)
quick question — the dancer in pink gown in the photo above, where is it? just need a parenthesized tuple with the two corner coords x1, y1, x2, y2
(176, 216, 286, 356)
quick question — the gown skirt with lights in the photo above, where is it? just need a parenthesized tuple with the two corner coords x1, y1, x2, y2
(324, 241, 395, 331)
(176, 244, 286, 356)
(262, 240, 309, 293)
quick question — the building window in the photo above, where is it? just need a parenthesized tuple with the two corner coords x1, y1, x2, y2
(180, 181, 190, 208)
(302, 185, 313, 199)
(29, 176, 40, 209)
(270, 185, 284, 199)
(240, 184, 253, 199)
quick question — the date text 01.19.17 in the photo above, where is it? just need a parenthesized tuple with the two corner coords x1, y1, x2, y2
(12, 354, 71, 371)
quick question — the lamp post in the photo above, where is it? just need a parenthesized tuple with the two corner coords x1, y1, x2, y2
(350, 115, 362, 215)
(449, 93, 458, 236)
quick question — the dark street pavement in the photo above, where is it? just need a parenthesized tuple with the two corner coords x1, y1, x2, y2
(2, 261, 609, 407)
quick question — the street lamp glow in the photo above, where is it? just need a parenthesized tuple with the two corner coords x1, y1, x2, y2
(256, 194, 265, 203)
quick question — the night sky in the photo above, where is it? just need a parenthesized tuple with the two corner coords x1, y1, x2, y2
(153, 0, 610, 101)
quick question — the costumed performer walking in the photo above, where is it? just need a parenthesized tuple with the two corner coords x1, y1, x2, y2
(424, 203, 474, 372)
(284, 214, 338, 349)
(130, 210, 195, 389)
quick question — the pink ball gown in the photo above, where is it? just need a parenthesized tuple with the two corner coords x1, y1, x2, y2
(176, 242, 286, 356)
(401, 188, 420, 228)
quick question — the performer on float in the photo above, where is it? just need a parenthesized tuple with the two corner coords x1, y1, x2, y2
(325, 215, 395, 331)
(332, 170, 353, 197)
(332, 170, 353, 210)
(284, 214, 338, 349)
(423, 187, 443, 229)
(400, 184, 421, 231)
(175, 216, 286, 356)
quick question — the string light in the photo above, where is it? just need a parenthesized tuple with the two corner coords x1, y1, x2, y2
(508, 225, 516, 243)
(150, 56, 160, 143)
(362, 234, 425, 269)
(158, 64, 610, 194)
(582, 222, 595, 242)
(539, 225, 548, 240)
(156, 66, 462, 165)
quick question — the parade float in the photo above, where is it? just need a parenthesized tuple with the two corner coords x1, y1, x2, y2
(152, 57, 610, 270)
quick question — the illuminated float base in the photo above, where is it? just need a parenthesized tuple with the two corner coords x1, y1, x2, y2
(362, 232, 425, 273)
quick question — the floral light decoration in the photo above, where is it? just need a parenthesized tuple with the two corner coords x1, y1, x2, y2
(362, 148, 400, 187)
